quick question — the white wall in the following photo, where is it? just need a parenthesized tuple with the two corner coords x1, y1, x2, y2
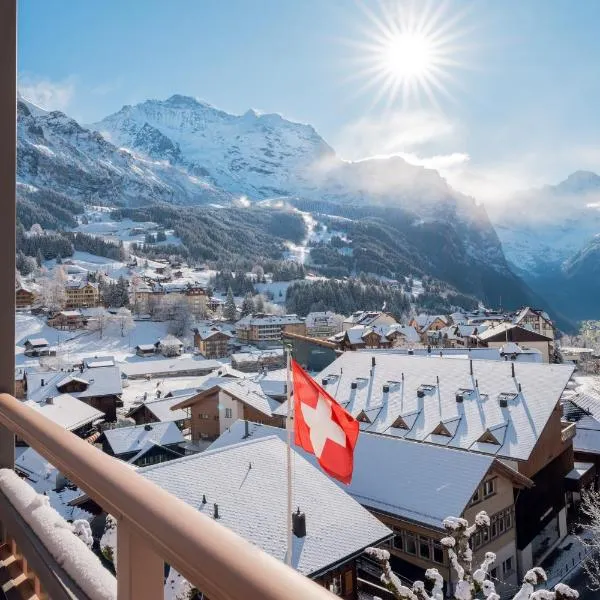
(218, 391, 243, 434)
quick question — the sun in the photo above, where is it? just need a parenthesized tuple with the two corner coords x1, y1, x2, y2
(348, 1, 471, 108)
(382, 32, 433, 80)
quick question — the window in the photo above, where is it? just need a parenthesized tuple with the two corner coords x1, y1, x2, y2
(482, 527, 490, 544)
(490, 567, 498, 580)
(419, 536, 431, 560)
(483, 478, 496, 497)
(433, 541, 444, 564)
(343, 570, 353, 595)
(502, 557, 513, 575)
(470, 487, 481, 505)
(393, 528, 403, 551)
(199, 413, 210, 420)
(472, 531, 482, 550)
(405, 532, 417, 555)
(224, 408, 233, 419)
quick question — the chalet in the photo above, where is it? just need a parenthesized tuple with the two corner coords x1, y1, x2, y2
(15, 285, 35, 309)
(125, 395, 191, 431)
(342, 311, 398, 332)
(47, 310, 85, 330)
(329, 325, 419, 351)
(409, 314, 448, 341)
(65, 279, 100, 309)
(120, 357, 222, 380)
(15, 368, 25, 399)
(135, 344, 157, 357)
(309, 352, 575, 577)
(235, 313, 306, 343)
(25, 365, 123, 421)
(23, 337, 52, 357)
(211, 422, 532, 597)
(513, 307, 555, 340)
(23, 394, 104, 438)
(193, 326, 232, 359)
(171, 378, 285, 442)
(98, 422, 185, 467)
(477, 323, 554, 363)
(139, 436, 392, 599)
(155, 336, 184, 357)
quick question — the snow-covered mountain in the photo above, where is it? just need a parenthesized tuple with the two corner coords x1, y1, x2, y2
(489, 171, 600, 321)
(17, 97, 231, 208)
(17, 92, 549, 320)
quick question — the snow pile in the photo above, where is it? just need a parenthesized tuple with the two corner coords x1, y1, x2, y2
(0, 469, 116, 600)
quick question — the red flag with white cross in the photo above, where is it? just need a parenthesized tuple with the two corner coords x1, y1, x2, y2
(291, 359, 359, 484)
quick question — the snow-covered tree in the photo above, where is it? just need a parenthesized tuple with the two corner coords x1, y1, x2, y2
(579, 487, 600, 589)
(30, 223, 44, 236)
(115, 307, 135, 338)
(224, 287, 237, 321)
(253, 293, 265, 314)
(168, 297, 193, 338)
(160, 334, 183, 357)
(241, 293, 255, 317)
(41, 266, 67, 312)
(88, 307, 114, 339)
(366, 511, 579, 600)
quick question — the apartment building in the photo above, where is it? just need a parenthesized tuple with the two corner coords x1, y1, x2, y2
(305, 311, 343, 338)
(65, 279, 100, 309)
(235, 313, 306, 343)
(514, 307, 555, 340)
(193, 326, 233, 358)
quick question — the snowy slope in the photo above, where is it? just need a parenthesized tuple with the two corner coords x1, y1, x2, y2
(17, 98, 231, 207)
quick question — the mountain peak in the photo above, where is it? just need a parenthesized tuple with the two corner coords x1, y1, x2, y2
(556, 170, 600, 193)
(164, 94, 210, 109)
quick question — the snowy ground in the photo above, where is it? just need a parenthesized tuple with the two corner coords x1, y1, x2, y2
(254, 281, 294, 304)
(16, 313, 174, 367)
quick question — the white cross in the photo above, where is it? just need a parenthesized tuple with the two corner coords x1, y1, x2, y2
(301, 394, 346, 458)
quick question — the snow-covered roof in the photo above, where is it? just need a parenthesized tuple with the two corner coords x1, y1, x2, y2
(195, 327, 233, 340)
(121, 357, 222, 378)
(140, 436, 391, 575)
(23, 394, 104, 431)
(157, 336, 184, 347)
(231, 349, 284, 363)
(305, 311, 341, 327)
(236, 314, 304, 327)
(136, 396, 189, 423)
(136, 344, 157, 351)
(24, 337, 49, 347)
(478, 322, 552, 342)
(565, 462, 595, 481)
(83, 356, 116, 368)
(57, 310, 84, 317)
(311, 353, 574, 461)
(102, 421, 184, 456)
(210, 422, 530, 529)
(412, 314, 447, 331)
(27, 366, 122, 402)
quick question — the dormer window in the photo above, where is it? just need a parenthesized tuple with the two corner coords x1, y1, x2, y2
(477, 429, 500, 445)
(356, 410, 371, 424)
(391, 415, 409, 430)
(431, 422, 451, 437)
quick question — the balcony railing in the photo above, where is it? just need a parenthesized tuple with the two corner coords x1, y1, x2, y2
(561, 421, 577, 443)
(0, 393, 336, 600)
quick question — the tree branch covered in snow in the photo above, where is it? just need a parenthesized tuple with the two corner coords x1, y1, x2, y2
(579, 487, 600, 590)
(366, 511, 578, 600)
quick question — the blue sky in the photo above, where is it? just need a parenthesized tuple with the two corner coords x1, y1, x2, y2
(17, 0, 600, 201)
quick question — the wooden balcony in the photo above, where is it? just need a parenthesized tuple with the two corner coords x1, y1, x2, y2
(561, 421, 577, 444)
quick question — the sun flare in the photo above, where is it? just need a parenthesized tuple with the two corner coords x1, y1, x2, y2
(349, 1, 470, 108)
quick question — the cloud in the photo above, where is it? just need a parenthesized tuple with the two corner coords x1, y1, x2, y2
(334, 110, 458, 161)
(18, 75, 75, 112)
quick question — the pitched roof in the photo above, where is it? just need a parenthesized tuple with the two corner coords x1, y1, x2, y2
(140, 436, 391, 575)
(26, 366, 122, 402)
(83, 356, 116, 368)
(311, 353, 574, 461)
(236, 314, 304, 327)
(102, 421, 184, 456)
(195, 327, 233, 341)
(478, 322, 552, 343)
(121, 358, 222, 378)
(24, 338, 49, 347)
(128, 396, 189, 423)
(209, 422, 531, 529)
(23, 394, 104, 431)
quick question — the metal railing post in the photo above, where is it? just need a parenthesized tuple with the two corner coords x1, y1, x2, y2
(117, 518, 164, 600)
(0, 0, 17, 475)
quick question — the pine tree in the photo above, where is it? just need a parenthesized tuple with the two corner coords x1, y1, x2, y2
(224, 287, 237, 321)
(56, 254, 62, 264)
(36, 249, 44, 268)
(240, 293, 254, 317)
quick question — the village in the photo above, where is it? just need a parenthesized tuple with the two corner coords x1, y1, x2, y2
(11, 245, 600, 600)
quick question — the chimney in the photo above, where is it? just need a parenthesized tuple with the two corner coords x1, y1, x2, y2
(351, 381, 357, 390)
(469, 360, 473, 375)
(408, 349, 414, 355)
(46, 397, 53, 405)
(371, 356, 376, 367)
(417, 389, 425, 399)
(41, 379, 45, 387)
(518, 383, 522, 393)
(213, 503, 219, 519)
(292, 507, 306, 538)
(383, 384, 390, 393)
(244, 420, 249, 438)
(321, 378, 328, 386)
(499, 395, 509, 408)
(202, 494, 207, 504)
(144, 424, 152, 431)
(511, 363, 515, 378)
(456, 392, 464, 403)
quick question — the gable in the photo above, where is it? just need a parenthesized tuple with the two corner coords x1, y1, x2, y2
(477, 429, 500, 445)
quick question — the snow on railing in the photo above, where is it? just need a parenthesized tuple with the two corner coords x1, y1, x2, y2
(0, 469, 117, 600)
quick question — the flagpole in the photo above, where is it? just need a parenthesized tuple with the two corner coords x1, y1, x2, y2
(285, 344, 293, 566)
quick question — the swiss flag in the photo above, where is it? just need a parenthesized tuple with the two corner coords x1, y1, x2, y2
(291, 359, 359, 484)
